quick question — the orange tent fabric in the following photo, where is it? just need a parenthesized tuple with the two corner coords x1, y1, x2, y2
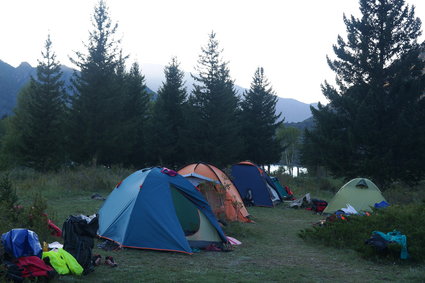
(178, 163, 252, 223)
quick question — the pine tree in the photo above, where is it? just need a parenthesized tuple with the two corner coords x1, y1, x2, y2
(240, 67, 282, 166)
(149, 57, 188, 168)
(302, 0, 425, 187)
(119, 62, 151, 167)
(9, 35, 66, 171)
(190, 32, 241, 167)
(68, 0, 123, 166)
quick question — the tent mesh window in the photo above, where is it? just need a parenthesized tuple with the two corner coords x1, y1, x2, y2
(198, 182, 226, 222)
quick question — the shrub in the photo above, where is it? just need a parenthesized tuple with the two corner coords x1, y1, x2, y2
(299, 203, 425, 263)
(0, 174, 54, 243)
(0, 174, 22, 233)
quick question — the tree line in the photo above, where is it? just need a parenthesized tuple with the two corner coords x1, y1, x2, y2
(1, 0, 424, 190)
(0, 0, 283, 171)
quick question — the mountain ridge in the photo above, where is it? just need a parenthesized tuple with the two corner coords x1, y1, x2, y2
(0, 60, 317, 122)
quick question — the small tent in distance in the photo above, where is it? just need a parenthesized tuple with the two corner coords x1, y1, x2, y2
(98, 167, 228, 254)
(323, 178, 387, 214)
(231, 161, 282, 207)
(178, 162, 252, 223)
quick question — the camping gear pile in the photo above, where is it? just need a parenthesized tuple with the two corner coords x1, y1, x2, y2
(288, 193, 328, 213)
(1, 229, 57, 282)
(365, 230, 409, 260)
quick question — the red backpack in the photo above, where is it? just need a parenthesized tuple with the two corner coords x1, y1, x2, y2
(15, 256, 56, 279)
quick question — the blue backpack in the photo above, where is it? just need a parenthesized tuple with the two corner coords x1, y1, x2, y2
(1, 229, 42, 259)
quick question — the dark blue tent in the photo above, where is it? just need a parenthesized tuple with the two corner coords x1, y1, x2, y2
(231, 162, 282, 207)
(98, 167, 228, 254)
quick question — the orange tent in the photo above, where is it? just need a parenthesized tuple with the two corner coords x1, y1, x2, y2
(178, 163, 252, 223)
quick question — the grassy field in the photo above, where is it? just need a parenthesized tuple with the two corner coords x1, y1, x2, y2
(4, 168, 425, 282)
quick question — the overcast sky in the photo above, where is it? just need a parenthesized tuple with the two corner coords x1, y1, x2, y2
(1, 0, 425, 104)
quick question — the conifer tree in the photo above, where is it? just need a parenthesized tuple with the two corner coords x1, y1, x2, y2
(302, 0, 425, 186)
(119, 62, 151, 167)
(149, 57, 188, 168)
(8, 35, 66, 171)
(68, 0, 123, 166)
(190, 32, 241, 167)
(240, 67, 282, 166)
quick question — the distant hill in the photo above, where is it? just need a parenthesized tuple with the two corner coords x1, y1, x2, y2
(285, 116, 315, 131)
(0, 61, 35, 117)
(141, 63, 317, 123)
(0, 61, 154, 118)
(0, 60, 318, 122)
(0, 60, 75, 117)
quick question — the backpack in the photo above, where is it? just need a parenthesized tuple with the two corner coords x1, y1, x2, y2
(1, 229, 42, 259)
(62, 215, 98, 275)
(1, 260, 24, 283)
(311, 199, 328, 213)
(15, 256, 56, 279)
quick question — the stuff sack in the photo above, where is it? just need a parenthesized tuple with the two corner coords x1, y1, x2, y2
(62, 215, 98, 275)
(1, 229, 42, 259)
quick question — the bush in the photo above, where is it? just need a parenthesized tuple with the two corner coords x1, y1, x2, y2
(0, 174, 54, 242)
(299, 203, 425, 263)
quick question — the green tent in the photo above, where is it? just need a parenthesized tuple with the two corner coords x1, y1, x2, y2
(323, 178, 386, 214)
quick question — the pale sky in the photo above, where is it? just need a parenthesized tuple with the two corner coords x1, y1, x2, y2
(1, 0, 425, 104)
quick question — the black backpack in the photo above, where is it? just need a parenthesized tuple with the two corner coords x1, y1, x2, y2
(62, 215, 98, 275)
(1, 260, 24, 283)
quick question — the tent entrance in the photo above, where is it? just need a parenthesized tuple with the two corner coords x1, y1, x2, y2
(170, 185, 222, 248)
(266, 182, 280, 204)
(170, 186, 200, 236)
(197, 182, 226, 222)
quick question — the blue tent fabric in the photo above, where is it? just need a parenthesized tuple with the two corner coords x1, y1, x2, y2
(231, 162, 281, 207)
(1, 229, 42, 258)
(98, 167, 227, 254)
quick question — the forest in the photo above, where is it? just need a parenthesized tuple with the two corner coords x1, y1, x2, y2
(0, 0, 424, 190)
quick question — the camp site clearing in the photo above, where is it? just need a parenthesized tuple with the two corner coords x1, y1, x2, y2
(51, 198, 425, 282)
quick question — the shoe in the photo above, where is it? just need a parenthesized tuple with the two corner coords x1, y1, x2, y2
(105, 256, 117, 267)
(205, 244, 221, 251)
(92, 254, 102, 266)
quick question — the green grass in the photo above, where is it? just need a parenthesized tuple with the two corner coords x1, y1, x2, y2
(3, 168, 425, 282)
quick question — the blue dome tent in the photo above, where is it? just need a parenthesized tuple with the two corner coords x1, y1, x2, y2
(231, 161, 282, 207)
(98, 167, 228, 254)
